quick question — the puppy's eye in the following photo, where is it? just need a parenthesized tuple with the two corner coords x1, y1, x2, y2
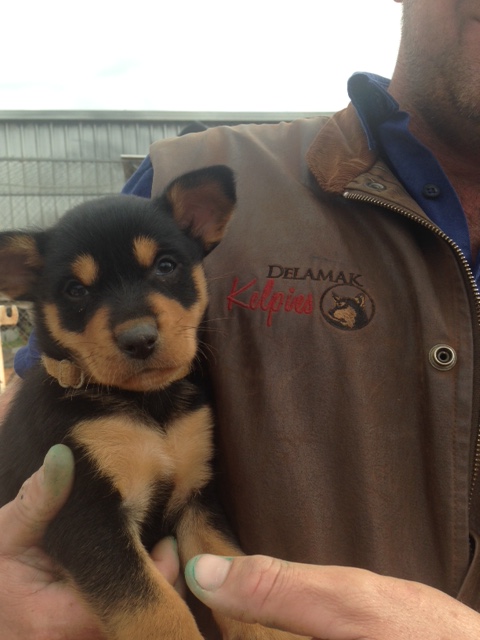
(64, 280, 89, 299)
(155, 257, 177, 276)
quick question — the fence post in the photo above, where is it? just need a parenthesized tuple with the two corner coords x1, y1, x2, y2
(0, 305, 19, 393)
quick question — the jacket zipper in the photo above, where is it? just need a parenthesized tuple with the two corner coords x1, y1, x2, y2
(343, 189, 480, 508)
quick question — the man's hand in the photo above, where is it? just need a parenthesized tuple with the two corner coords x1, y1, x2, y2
(185, 554, 480, 640)
(0, 443, 105, 639)
(0, 444, 183, 640)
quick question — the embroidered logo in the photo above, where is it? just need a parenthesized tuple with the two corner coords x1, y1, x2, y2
(227, 277, 313, 328)
(320, 285, 375, 330)
(226, 267, 375, 330)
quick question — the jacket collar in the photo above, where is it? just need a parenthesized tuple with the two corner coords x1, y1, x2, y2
(306, 103, 377, 195)
(306, 103, 435, 224)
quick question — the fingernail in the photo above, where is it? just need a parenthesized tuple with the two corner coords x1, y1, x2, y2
(43, 444, 75, 497)
(187, 554, 233, 592)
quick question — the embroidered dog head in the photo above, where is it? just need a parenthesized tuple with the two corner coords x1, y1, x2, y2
(327, 291, 369, 330)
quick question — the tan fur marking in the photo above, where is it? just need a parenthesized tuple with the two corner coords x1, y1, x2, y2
(192, 264, 208, 310)
(146, 264, 208, 367)
(71, 407, 213, 523)
(71, 254, 99, 287)
(133, 236, 159, 269)
(72, 416, 174, 521)
(43, 304, 115, 385)
(177, 505, 241, 565)
(163, 406, 213, 514)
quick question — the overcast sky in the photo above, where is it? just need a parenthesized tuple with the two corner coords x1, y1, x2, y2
(1, 1, 402, 113)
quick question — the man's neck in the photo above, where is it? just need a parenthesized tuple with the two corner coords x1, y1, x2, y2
(389, 73, 480, 186)
(409, 115, 480, 185)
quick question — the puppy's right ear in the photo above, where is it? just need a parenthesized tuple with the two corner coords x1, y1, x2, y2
(0, 231, 44, 300)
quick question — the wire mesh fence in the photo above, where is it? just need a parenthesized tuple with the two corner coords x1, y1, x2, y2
(0, 156, 128, 230)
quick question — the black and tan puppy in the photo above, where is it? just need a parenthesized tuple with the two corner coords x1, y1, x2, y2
(0, 167, 301, 640)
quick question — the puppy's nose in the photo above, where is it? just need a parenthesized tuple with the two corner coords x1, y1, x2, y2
(116, 323, 158, 360)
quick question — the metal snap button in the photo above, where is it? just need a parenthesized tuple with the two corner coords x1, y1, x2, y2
(429, 344, 457, 370)
(365, 180, 386, 191)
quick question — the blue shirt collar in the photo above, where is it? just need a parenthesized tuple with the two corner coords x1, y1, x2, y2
(347, 72, 400, 150)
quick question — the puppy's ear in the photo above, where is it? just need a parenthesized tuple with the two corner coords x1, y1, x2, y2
(0, 231, 44, 300)
(163, 165, 236, 252)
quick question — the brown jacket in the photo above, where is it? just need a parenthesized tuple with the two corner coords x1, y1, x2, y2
(149, 104, 480, 611)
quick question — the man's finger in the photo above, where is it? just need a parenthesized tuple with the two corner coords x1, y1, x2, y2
(151, 536, 186, 597)
(151, 537, 180, 585)
(0, 444, 75, 553)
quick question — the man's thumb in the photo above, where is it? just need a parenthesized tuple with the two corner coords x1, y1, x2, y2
(185, 553, 309, 634)
(0, 444, 75, 552)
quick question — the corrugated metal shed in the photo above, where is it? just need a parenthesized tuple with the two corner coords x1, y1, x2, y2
(0, 110, 324, 231)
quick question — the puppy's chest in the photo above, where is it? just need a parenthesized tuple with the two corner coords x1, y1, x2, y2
(69, 401, 214, 525)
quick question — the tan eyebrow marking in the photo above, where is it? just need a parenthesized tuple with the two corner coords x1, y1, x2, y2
(133, 236, 159, 269)
(71, 254, 99, 286)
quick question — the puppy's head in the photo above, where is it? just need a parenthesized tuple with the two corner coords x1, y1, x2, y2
(0, 166, 235, 391)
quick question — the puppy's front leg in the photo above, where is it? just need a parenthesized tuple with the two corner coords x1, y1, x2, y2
(176, 501, 307, 640)
(44, 445, 203, 640)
